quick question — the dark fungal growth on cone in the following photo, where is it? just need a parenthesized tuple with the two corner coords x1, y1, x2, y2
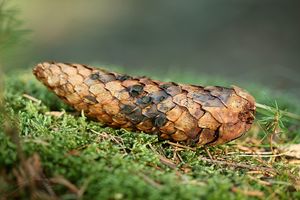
(116, 74, 132, 81)
(154, 113, 167, 127)
(149, 90, 169, 103)
(127, 85, 144, 97)
(84, 95, 98, 104)
(90, 73, 100, 80)
(33, 62, 256, 146)
(136, 96, 152, 107)
(120, 104, 136, 114)
(126, 107, 144, 124)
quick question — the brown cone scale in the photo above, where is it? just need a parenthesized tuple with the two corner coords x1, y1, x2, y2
(33, 62, 256, 146)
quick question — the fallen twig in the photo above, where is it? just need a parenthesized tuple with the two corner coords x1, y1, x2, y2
(158, 155, 177, 169)
(50, 176, 79, 194)
(231, 186, 264, 198)
(199, 156, 276, 172)
(22, 93, 41, 104)
(45, 111, 65, 118)
(137, 172, 163, 189)
(167, 141, 196, 151)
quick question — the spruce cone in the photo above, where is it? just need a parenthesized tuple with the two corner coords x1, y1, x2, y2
(33, 62, 256, 146)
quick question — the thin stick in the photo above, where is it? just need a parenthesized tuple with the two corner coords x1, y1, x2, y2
(22, 94, 42, 104)
(137, 172, 162, 189)
(255, 103, 300, 121)
(167, 141, 196, 151)
(199, 156, 276, 172)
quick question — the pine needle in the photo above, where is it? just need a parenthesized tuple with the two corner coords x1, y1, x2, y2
(256, 102, 300, 121)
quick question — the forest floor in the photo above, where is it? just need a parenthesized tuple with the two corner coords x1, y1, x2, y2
(1, 68, 300, 200)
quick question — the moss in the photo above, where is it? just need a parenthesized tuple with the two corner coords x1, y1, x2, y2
(1, 69, 300, 200)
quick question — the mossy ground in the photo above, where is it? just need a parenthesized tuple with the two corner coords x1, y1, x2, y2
(1, 68, 300, 200)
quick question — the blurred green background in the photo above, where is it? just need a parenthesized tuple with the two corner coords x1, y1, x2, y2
(2, 0, 300, 96)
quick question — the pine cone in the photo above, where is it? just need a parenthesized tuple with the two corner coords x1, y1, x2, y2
(33, 62, 255, 146)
